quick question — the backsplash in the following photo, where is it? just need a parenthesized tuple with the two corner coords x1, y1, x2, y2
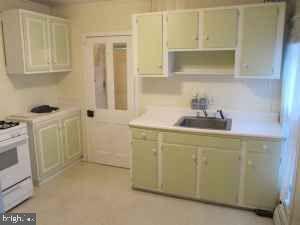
(137, 77, 281, 113)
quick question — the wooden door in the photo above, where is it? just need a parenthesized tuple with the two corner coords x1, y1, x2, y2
(198, 148, 240, 204)
(22, 11, 50, 73)
(161, 144, 197, 197)
(36, 120, 63, 178)
(62, 114, 82, 165)
(132, 140, 158, 189)
(137, 14, 163, 75)
(239, 5, 278, 76)
(50, 18, 71, 71)
(167, 11, 198, 49)
(203, 8, 238, 48)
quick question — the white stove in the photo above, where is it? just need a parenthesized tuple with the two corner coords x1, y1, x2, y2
(0, 121, 33, 211)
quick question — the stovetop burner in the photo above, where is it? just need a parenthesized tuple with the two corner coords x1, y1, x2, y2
(0, 121, 20, 130)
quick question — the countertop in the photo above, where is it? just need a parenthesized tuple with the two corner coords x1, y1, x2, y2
(7, 106, 81, 124)
(129, 107, 284, 140)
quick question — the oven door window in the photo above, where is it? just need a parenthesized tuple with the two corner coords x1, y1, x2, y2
(0, 148, 18, 171)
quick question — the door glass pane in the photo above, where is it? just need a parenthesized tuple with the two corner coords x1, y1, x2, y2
(0, 148, 18, 171)
(94, 43, 108, 109)
(113, 43, 128, 110)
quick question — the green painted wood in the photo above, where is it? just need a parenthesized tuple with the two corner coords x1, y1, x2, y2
(244, 148, 281, 209)
(132, 140, 158, 189)
(163, 132, 241, 150)
(37, 121, 62, 177)
(63, 116, 82, 163)
(203, 8, 238, 48)
(22, 12, 50, 72)
(137, 14, 163, 75)
(161, 144, 197, 197)
(240, 5, 278, 76)
(167, 11, 198, 49)
(198, 148, 240, 204)
(131, 128, 159, 141)
(50, 19, 70, 70)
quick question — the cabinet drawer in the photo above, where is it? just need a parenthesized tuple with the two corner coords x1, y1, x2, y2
(163, 132, 241, 150)
(131, 128, 158, 141)
(246, 140, 281, 153)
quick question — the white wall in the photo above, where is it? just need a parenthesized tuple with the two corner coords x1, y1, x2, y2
(53, 0, 281, 114)
(0, 0, 62, 119)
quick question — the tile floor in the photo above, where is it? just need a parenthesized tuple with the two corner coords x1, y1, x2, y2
(12, 162, 273, 225)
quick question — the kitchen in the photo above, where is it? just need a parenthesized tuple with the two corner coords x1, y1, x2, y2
(0, 0, 298, 225)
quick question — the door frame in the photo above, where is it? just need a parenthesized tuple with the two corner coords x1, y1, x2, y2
(82, 32, 135, 163)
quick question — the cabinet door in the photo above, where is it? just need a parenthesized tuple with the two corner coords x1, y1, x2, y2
(198, 148, 240, 205)
(244, 151, 280, 209)
(203, 9, 238, 48)
(132, 140, 158, 189)
(161, 144, 197, 197)
(36, 120, 63, 178)
(50, 18, 71, 71)
(62, 114, 82, 165)
(167, 12, 198, 49)
(21, 12, 50, 73)
(137, 14, 163, 75)
(239, 5, 278, 76)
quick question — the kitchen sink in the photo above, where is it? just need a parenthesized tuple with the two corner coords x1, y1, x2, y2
(175, 116, 232, 131)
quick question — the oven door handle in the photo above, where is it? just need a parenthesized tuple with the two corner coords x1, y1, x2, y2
(0, 135, 28, 154)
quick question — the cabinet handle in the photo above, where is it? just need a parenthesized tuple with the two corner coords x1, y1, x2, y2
(192, 154, 197, 163)
(152, 148, 157, 155)
(247, 160, 253, 167)
(243, 64, 249, 69)
(141, 132, 146, 140)
(194, 36, 199, 41)
(158, 65, 162, 69)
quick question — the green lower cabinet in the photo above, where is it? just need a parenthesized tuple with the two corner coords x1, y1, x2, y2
(132, 140, 158, 189)
(244, 151, 280, 209)
(36, 120, 63, 179)
(62, 115, 82, 165)
(161, 144, 197, 197)
(198, 148, 240, 204)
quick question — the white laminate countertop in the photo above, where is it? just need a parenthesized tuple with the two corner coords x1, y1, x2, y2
(129, 107, 284, 140)
(7, 107, 81, 124)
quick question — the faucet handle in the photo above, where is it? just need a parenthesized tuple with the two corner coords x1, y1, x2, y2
(217, 109, 225, 120)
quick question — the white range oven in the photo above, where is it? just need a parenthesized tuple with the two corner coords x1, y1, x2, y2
(0, 121, 33, 211)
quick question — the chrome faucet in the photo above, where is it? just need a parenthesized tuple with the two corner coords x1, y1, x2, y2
(191, 95, 209, 117)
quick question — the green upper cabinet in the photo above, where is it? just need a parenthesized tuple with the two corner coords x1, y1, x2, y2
(198, 148, 240, 205)
(2, 9, 72, 74)
(22, 11, 50, 73)
(239, 5, 279, 77)
(202, 8, 238, 48)
(132, 140, 158, 189)
(62, 115, 82, 165)
(50, 18, 71, 72)
(161, 144, 197, 197)
(137, 14, 163, 75)
(166, 11, 198, 49)
(36, 120, 63, 179)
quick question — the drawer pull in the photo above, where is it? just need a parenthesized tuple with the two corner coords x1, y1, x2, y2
(152, 148, 157, 155)
(141, 132, 147, 139)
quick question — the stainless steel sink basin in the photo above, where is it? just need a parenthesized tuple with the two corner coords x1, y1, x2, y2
(175, 116, 232, 131)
